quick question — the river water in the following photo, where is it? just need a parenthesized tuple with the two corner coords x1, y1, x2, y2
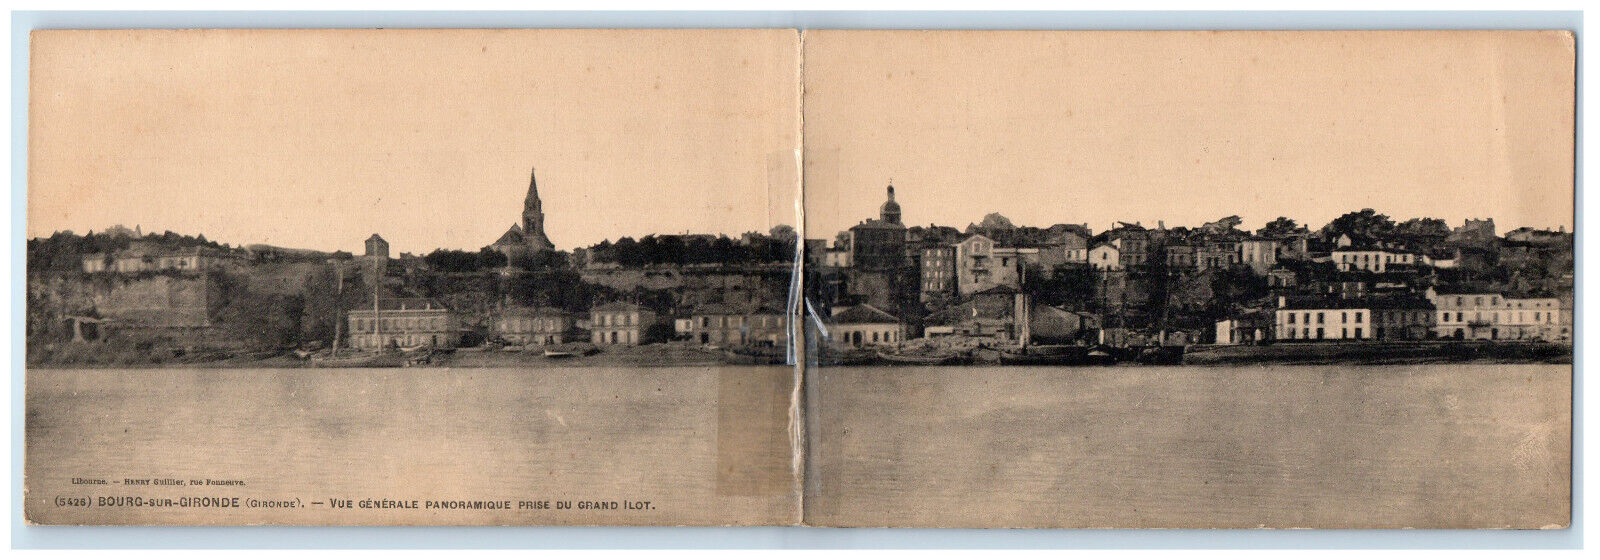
(26, 366, 797, 525)
(805, 364, 1571, 528)
(27, 364, 1569, 528)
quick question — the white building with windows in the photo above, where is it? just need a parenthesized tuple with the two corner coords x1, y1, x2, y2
(826, 304, 905, 348)
(347, 298, 463, 350)
(1274, 301, 1372, 341)
(953, 234, 1037, 295)
(1088, 242, 1122, 271)
(590, 302, 656, 346)
(1429, 292, 1566, 341)
(1331, 249, 1419, 273)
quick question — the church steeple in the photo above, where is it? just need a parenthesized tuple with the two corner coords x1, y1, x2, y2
(521, 167, 553, 251)
(524, 167, 542, 213)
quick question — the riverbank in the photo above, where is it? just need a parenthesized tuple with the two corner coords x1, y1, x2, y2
(1182, 340, 1572, 366)
(27, 339, 1570, 369)
(24, 340, 786, 369)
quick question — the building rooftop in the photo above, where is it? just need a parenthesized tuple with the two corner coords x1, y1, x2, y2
(1279, 295, 1434, 310)
(350, 297, 450, 312)
(503, 305, 569, 317)
(829, 303, 901, 325)
(592, 302, 646, 313)
(851, 218, 907, 231)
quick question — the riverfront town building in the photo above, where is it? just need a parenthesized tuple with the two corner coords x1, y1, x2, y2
(347, 298, 463, 350)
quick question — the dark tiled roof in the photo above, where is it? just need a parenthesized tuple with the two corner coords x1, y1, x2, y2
(1280, 296, 1434, 311)
(503, 306, 569, 317)
(492, 225, 526, 246)
(355, 298, 450, 312)
(829, 303, 901, 325)
(850, 218, 906, 231)
(592, 302, 645, 313)
(971, 284, 1022, 296)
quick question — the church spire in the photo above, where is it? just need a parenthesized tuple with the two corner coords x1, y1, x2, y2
(521, 166, 554, 251)
(524, 167, 542, 213)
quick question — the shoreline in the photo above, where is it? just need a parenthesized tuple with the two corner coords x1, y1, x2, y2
(25, 340, 1571, 369)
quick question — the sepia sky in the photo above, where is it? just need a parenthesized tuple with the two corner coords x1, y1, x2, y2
(29, 29, 801, 254)
(803, 30, 1575, 238)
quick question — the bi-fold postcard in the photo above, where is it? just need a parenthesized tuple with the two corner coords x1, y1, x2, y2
(24, 28, 1573, 528)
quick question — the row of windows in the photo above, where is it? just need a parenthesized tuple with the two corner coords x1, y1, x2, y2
(1284, 311, 1364, 325)
(1338, 252, 1413, 263)
(87, 256, 207, 272)
(1283, 327, 1364, 339)
(1442, 296, 1557, 309)
(594, 313, 637, 327)
(695, 315, 786, 329)
(834, 328, 901, 346)
(352, 316, 447, 331)
(354, 333, 450, 348)
(1379, 311, 1430, 323)
(1438, 311, 1557, 324)
(593, 329, 637, 344)
(498, 318, 566, 332)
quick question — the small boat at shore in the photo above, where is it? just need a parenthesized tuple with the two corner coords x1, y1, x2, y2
(875, 349, 970, 366)
(998, 345, 1092, 366)
(1086, 347, 1117, 365)
(542, 343, 601, 358)
(311, 351, 404, 368)
(816, 347, 878, 366)
(723, 345, 788, 364)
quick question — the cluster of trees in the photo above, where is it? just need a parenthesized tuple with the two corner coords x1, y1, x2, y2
(419, 247, 574, 274)
(503, 268, 603, 313)
(422, 248, 509, 273)
(1311, 209, 1452, 246)
(586, 229, 796, 267)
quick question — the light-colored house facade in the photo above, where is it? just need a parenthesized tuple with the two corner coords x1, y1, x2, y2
(827, 304, 905, 348)
(494, 306, 576, 346)
(1332, 249, 1418, 273)
(1430, 292, 1566, 341)
(1238, 239, 1279, 274)
(590, 302, 656, 346)
(348, 298, 463, 350)
(689, 304, 788, 347)
(920, 244, 957, 300)
(954, 235, 1035, 295)
(1275, 303, 1372, 341)
(81, 244, 225, 274)
(1088, 243, 1122, 271)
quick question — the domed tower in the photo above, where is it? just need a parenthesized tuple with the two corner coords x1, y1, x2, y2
(521, 167, 554, 251)
(879, 183, 902, 225)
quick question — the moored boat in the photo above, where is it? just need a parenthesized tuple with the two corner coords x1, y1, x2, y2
(998, 345, 1091, 366)
(875, 349, 970, 366)
(723, 345, 789, 365)
(815, 347, 878, 366)
(1085, 346, 1117, 365)
(311, 351, 404, 368)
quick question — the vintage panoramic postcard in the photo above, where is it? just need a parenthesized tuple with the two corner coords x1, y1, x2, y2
(26, 29, 803, 525)
(25, 29, 1573, 528)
